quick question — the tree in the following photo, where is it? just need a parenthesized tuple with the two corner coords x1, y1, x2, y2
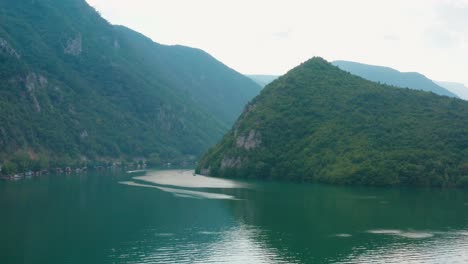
(460, 162, 468, 175)
(2, 161, 17, 175)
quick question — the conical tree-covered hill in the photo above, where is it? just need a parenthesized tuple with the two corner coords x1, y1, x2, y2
(0, 0, 260, 169)
(197, 58, 468, 187)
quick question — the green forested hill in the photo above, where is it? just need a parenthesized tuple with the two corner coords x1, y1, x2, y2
(0, 0, 260, 171)
(197, 58, 468, 187)
(332, 60, 458, 98)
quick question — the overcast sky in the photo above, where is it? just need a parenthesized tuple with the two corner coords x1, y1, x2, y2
(86, 0, 467, 85)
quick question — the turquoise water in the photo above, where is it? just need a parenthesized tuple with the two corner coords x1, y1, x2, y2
(1, 170, 468, 263)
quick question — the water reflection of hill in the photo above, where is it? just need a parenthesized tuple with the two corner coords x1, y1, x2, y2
(226, 181, 468, 263)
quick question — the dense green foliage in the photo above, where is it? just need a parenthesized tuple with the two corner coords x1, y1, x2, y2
(197, 58, 468, 187)
(0, 0, 260, 173)
(332, 60, 458, 98)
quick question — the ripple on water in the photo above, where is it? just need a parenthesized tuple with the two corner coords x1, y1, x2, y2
(334, 233, 352, 238)
(340, 230, 468, 264)
(368, 229, 434, 239)
(198, 231, 221, 235)
(368, 229, 402, 235)
(354, 196, 378, 200)
(119, 181, 239, 200)
(154, 233, 174, 237)
(173, 193, 202, 199)
(124, 226, 295, 264)
(397, 232, 434, 239)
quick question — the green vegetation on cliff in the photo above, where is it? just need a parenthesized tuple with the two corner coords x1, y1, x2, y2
(0, 0, 260, 172)
(197, 58, 468, 187)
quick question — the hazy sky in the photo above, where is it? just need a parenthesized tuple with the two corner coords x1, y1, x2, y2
(85, 0, 467, 85)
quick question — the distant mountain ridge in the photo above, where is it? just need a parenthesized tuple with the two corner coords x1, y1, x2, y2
(0, 0, 260, 171)
(247, 75, 279, 87)
(436, 81, 468, 100)
(332, 60, 458, 98)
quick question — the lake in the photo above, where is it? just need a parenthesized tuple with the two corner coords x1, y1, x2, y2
(1, 170, 468, 263)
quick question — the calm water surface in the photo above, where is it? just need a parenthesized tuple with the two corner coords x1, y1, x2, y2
(1, 170, 468, 263)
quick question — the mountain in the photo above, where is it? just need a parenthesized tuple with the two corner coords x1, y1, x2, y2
(332, 60, 458, 98)
(436, 81, 468, 100)
(247, 75, 279, 87)
(0, 0, 260, 171)
(197, 58, 468, 187)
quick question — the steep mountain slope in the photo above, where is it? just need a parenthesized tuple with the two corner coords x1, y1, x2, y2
(0, 0, 260, 169)
(114, 26, 261, 125)
(332, 60, 457, 98)
(247, 75, 279, 87)
(436, 81, 468, 100)
(197, 58, 468, 187)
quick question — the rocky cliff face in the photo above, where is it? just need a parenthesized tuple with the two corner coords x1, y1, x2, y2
(0, 38, 20, 59)
(64, 34, 82, 56)
(236, 130, 261, 150)
(25, 73, 48, 112)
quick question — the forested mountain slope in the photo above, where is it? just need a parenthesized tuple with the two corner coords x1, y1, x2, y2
(0, 0, 260, 170)
(197, 58, 468, 187)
